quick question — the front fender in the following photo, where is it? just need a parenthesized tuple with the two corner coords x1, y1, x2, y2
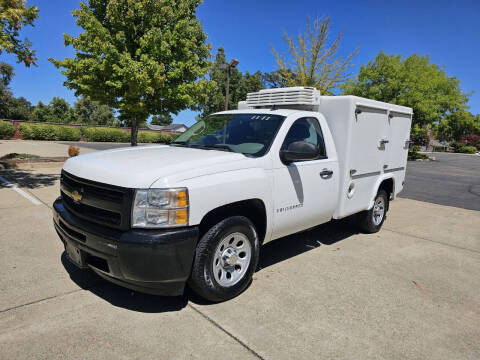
(165, 168, 273, 237)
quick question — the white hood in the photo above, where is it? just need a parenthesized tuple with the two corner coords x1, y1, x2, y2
(63, 145, 246, 188)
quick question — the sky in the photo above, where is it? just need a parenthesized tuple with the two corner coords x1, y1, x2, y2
(3, 0, 480, 127)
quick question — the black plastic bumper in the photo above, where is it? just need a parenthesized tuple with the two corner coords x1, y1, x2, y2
(53, 197, 199, 296)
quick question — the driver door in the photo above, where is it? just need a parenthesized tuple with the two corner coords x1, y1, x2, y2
(271, 116, 338, 240)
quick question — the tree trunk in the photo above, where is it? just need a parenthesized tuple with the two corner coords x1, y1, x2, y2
(131, 119, 138, 146)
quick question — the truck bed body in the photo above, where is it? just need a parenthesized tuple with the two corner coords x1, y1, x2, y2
(318, 96, 413, 219)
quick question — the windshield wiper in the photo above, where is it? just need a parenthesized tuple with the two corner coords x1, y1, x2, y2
(171, 141, 190, 147)
(190, 144, 232, 152)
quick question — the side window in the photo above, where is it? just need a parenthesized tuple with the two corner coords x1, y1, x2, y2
(281, 117, 327, 158)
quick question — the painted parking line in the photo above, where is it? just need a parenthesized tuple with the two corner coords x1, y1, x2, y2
(0, 175, 42, 206)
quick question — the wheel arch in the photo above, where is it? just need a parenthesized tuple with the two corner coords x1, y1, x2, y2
(198, 199, 268, 243)
(368, 176, 395, 210)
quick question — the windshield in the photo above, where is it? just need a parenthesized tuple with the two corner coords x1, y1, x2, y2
(173, 113, 286, 157)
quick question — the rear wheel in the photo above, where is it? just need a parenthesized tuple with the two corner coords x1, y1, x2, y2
(188, 216, 260, 302)
(357, 190, 388, 233)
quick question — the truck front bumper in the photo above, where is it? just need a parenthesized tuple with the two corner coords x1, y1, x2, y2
(53, 197, 199, 296)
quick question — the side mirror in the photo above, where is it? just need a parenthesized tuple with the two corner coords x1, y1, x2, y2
(280, 141, 320, 164)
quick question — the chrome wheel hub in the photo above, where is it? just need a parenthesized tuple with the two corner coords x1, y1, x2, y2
(372, 197, 385, 226)
(213, 232, 251, 287)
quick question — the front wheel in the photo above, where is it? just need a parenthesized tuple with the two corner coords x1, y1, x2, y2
(188, 216, 260, 302)
(357, 190, 388, 233)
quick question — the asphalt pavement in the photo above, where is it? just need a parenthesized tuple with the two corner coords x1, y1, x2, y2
(401, 153, 480, 211)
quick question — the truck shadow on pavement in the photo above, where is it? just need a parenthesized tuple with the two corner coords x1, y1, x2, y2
(0, 169, 59, 189)
(61, 216, 359, 313)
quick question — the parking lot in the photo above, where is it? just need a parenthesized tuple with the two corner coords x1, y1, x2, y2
(0, 145, 479, 359)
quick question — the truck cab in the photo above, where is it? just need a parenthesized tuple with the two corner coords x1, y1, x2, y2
(53, 87, 412, 302)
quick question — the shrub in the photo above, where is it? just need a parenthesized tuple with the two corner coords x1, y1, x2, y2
(68, 146, 80, 157)
(408, 145, 429, 160)
(137, 131, 177, 144)
(19, 123, 81, 141)
(457, 145, 477, 154)
(22, 123, 57, 140)
(80, 127, 130, 142)
(460, 134, 480, 149)
(0, 121, 15, 139)
(56, 126, 82, 141)
(450, 141, 478, 154)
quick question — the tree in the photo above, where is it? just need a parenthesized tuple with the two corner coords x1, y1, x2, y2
(271, 16, 359, 94)
(436, 111, 480, 141)
(50, 0, 211, 146)
(0, 61, 33, 119)
(262, 69, 292, 88)
(196, 47, 264, 118)
(0, 62, 13, 117)
(49, 97, 73, 123)
(410, 124, 430, 146)
(73, 96, 115, 125)
(30, 101, 50, 122)
(0, 61, 13, 86)
(341, 52, 470, 128)
(0, 0, 39, 66)
(8, 96, 32, 119)
(151, 113, 173, 126)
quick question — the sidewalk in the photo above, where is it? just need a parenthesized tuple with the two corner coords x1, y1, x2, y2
(0, 140, 98, 158)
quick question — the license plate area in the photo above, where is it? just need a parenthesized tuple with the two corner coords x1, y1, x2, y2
(65, 241, 87, 268)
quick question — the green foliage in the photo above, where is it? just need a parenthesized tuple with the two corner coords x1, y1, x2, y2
(0, 120, 14, 138)
(29, 101, 50, 122)
(436, 111, 480, 142)
(0, 62, 34, 119)
(80, 127, 130, 142)
(137, 131, 176, 143)
(49, 0, 211, 146)
(18, 123, 81, 141)
(0, 62, 13, 87)
(458, 146, 477, 154)
(19, 123, 56, 140)
(150, 114, 173, 126)
(410, 124, 430, 146)
(55, 126, 82, 141)
(450, 141, 478, 154)
(0, 0, 39, 66)
(73, 96, 115, 125)
(262, 69, 292, 88)
(196, 47, 264, 118)
(271, 16, 359, 94)
(342, 52, 470, 128)
(408, 145, 429, 160)
(7, 96, 33, 119)
(49, 97, 73, 123)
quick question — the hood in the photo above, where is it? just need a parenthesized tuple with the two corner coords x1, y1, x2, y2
(63, 145, 246, 188)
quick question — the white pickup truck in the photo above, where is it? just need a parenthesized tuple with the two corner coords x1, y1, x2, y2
(53, 87, 412, 302)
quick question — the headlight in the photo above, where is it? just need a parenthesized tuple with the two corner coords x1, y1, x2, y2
(132, 188, 189, 228)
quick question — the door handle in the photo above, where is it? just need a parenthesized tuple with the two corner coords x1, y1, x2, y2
(320, 169, 333, 179)
(380, 139, 389, 145)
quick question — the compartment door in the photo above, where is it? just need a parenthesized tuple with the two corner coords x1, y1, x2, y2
(350, 107, 389, 176)
(344, 107, 389, 215)
(386, 112, 412, 171)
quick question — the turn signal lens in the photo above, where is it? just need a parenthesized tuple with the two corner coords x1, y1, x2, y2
(175, 209, 188, 225)
(176, 190, 188, 207)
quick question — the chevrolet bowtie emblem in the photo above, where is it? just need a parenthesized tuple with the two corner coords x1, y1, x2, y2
(72, 190, 83, 202)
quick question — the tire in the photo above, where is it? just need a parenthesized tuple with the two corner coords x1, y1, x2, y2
(188, 216, 260, 302)
(357, 190, 388, 233)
